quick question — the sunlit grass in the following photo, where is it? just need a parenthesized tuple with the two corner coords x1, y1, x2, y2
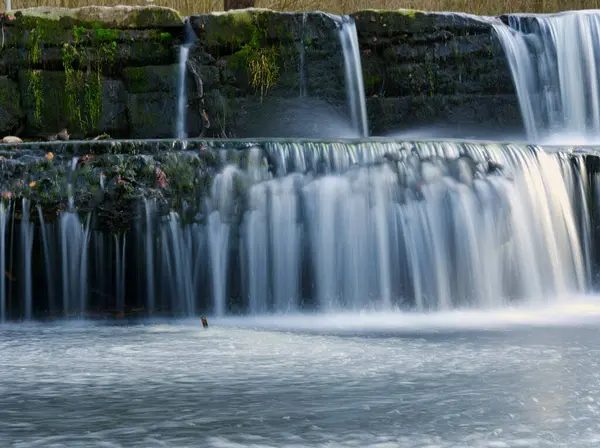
(3, 0, 600, 16)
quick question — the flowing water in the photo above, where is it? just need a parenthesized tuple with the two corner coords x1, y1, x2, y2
(3, 307, 600, 447)
(175, 20, 197, 139)
(135, 141, 589, 315)
(0, 141, 596, 317)
(493, 11, 600, 142)
(4, 9, 600, 447)
(337, 16, 369, 137)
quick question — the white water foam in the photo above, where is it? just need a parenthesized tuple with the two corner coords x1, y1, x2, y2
(211, 295, 600, 334)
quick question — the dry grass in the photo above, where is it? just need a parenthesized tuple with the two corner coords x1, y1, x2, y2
(3, 0, 600, 19)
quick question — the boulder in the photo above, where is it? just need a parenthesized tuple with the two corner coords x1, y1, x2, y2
(2, 136, 23, 143)
(13, 6, 184, 29)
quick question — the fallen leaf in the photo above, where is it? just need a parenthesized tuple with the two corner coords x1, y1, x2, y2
(156, 167, 168, 188)
(45, 152, 54, 160)
(29, 181, 36, 187)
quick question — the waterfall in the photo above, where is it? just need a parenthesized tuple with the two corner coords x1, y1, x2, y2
(175, 20, 197, 139)
(127, 141, 588, 315)
(20, 199, 34, 320)
(337, 16, 369, 137)
(299, 12, 308, 98)
(0, 140, 596, 318)
(37, 205, 56, 312)
(144, 199, 156, 315)
(115, 234, 127, 316)
(493, 11, 600, 142)
(60, 212, 91, 316)
(0, 201, 9, 322)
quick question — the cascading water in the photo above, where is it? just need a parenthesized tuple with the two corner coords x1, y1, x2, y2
(114, 234, 127, 315)
(175, 20, 197, 139)
(493, 11, 600, 142)
(20, 199, 34, 320)
(299, 12, 309, 98)
(336, 16, 369, 137)
(126, 141, 590, 316)
(0, 201, 9, 322)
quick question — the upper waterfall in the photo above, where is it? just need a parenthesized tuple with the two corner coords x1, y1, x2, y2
(175, 20, 198, 139)
(337, 16, 369, 137)
(493, 11, 600, 143)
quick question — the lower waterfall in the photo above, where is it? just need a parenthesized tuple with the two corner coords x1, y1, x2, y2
(0, 140, 596, 318)
(139, 141, 591, 314)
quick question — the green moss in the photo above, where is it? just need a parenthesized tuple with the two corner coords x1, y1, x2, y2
(364, 73, 382, 93)
(229, 27, 280, 102)
(85, 70, 102, 130)
(63, 43, 83, 129)
(396, 9, 420, 18)
(25, 17, 68, 65)
(361, 8, 421, 18)
(159, 32, 172, 41)
(28, 29, 43, 65)
(93, 27, 120, 42)
(62, 41, 103, 133)
(27, 69, 44, 126)
(72, 25, 86, 43)
(101, 41, 118, 63)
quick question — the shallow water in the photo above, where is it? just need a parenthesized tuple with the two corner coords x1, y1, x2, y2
(3, 300, 600, 447)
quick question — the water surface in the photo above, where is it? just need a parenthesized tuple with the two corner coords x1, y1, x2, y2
(3, 301, 600, 447)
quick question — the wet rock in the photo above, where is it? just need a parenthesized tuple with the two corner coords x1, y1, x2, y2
(0, 77, 23, 136)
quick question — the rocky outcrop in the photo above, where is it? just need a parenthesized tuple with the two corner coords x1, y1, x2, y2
(354, 10, 520, 135)
(187, 10, 347, 138)
(0, 6, 184, 138)
(0, 6, 521, 139)
(185, 9, 521, 138)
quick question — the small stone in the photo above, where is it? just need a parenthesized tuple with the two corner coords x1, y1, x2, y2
(2, 136, 22, 143)
(57, 129, 70, 141)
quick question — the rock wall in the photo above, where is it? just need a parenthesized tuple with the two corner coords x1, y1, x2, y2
(187, 9, 521, 138)
(0, 6, 521, 139)
(354, 11, 520, 136)
(0, 6, 184, 139)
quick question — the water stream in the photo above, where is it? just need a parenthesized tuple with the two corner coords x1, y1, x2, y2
(175, 20, 197, 139)
(494, 11, 600, 142)
(337, 16, 369, 137)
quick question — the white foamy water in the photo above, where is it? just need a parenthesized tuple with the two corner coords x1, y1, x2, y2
(3, 304, 600, 447)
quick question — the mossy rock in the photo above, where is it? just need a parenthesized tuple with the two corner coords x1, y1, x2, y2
(127, 91, 177, 138)
(18, 69, 118, 138)
(353, 10, 492, 36)
(190, 9, 301, 51)
(123, 65, 178, 94)
(0, 76, 24, 135)
(12, 6, 184, 30)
